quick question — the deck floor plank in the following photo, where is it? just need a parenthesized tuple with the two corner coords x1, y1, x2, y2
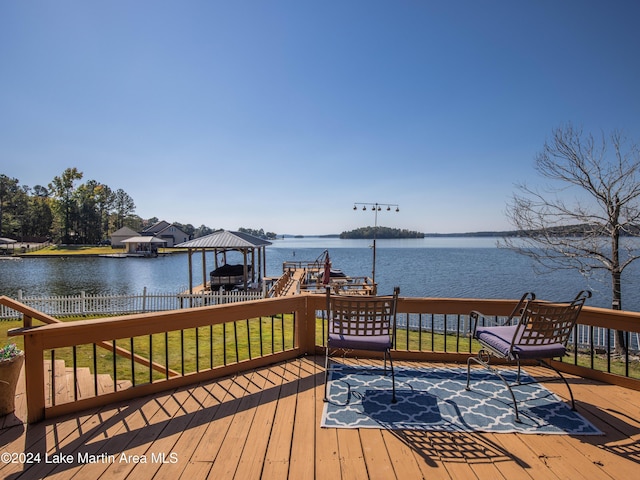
(362, 430, 403, 480)
(60, 392, 185, 480)
(92, 388, 189, 480)
(337, 428, 369, 480)
(260, 360, 301, 479)
(2, 403, 127, 480)
(513, 433, 607, 480)
(144, 377, 232, 480)
(384, 430, 452, 480)
(527, 365, 640, 479)
(330, 357, 371, 480)
(3, 357, 640, 480)
(287, 357, 318, 480)
(160, 376, 240, 480)
(481, 433, 548, 480)
(207, 366, 278, 479)
(315, 360, 341, 480)
(455, 433, 511, 480)
(177, 374, 256, 479)
(130, 387, 216, 480)
(233, 363, 290, 480)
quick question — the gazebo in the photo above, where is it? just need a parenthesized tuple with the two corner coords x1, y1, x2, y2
(175, 230, 272, 294)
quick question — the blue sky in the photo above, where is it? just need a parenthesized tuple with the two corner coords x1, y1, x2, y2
(2, 1, 640, 235)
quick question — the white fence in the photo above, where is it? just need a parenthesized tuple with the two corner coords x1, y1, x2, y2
(4, 292, 638, 353)
(400, 313, 640, 354)
(0, 288, 265, 319)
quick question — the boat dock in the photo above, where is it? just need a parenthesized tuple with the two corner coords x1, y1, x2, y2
(187, 265, 374, 298)
(176, 240, 375, 298)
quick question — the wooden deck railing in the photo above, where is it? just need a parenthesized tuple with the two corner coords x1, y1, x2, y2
(267, 270, 294, 297)
(3, 294, 640, 424)
(5, 295, 314, 423)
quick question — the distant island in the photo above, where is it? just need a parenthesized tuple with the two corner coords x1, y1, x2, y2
(340, 227, 424, 239)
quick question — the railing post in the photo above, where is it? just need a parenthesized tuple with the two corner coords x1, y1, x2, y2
(297, 296, 318, 354)
(142, 286, 147, 313)
(23, 332, 45, 424)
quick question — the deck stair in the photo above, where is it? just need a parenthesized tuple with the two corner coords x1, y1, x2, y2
(43, 359, 132, 407)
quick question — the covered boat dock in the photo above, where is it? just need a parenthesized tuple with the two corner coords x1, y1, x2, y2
(121, 235, 167, 257)
(175, 230, 272, 294)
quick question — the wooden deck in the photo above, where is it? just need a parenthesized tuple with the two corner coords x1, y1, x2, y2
(1, 356, 640, 479)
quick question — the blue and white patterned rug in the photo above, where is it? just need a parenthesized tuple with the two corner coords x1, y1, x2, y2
(321, 365, 602, 434)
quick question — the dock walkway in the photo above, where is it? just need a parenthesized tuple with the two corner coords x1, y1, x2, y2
(280, 269, 306, 296)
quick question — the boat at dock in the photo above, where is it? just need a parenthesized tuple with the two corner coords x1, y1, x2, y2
(210, 263, 253, 290)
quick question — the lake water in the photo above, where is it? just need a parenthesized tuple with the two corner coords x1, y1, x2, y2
(1, 237, 639, 311)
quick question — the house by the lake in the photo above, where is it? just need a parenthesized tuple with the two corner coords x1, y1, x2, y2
(142, 220, 190, 247)
(110, 226, 140, 248)
(110, 221, 190, 249)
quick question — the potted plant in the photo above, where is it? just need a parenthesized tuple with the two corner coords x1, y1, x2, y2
(0, 343, 24, 416)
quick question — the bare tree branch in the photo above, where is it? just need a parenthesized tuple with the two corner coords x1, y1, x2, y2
(500, 125, 640, 354)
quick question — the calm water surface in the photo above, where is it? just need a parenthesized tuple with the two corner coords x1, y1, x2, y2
(1, 237, 639, 311)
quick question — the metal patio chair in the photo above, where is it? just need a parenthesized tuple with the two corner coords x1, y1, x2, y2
(466, 290, 591, 422)
(324, 287, 400, 403)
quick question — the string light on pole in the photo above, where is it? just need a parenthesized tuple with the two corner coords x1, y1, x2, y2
(352, 202, 399, 289)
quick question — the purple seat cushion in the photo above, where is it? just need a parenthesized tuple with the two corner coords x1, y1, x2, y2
(475, 325, 566, 360)
(328, 333, 391, 352)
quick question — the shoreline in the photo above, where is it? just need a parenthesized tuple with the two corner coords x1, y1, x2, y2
(14, 246, 183, 258)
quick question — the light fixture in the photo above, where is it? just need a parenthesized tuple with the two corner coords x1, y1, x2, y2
(351, 201, 400, 290)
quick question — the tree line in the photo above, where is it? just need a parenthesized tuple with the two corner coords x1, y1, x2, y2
(237, 227, 278, 240)
(0, 167, 277, 244)
(0, 168, 138, 244)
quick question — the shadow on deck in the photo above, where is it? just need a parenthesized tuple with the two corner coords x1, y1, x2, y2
(2, 356, 640, 479)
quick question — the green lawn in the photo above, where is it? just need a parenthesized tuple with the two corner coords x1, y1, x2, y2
(20, 245, 187, 256)
(1, 315, 295, 385)
(22, 245, 117, 255)
(2, 316, 638, 385)
(1, 319, 24, 352)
